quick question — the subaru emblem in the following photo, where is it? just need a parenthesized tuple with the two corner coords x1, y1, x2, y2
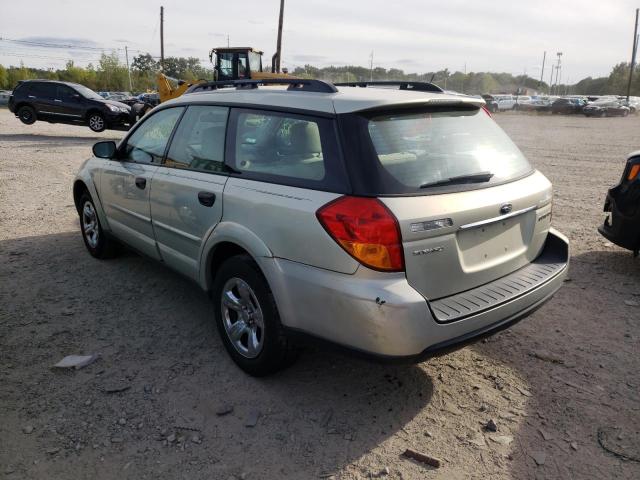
(500, 203, 513, 215)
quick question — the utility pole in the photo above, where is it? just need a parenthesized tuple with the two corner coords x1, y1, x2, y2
(627, 8, 639, 101)
(160, 6, 165, 71)
(227, 34, 230, 48)
(275, 0, 284, 73)
(125, 45, 133, 92)
(553, 52, 562, 95)
(540, 51, 546, 91)
(369, 51, 374, 81)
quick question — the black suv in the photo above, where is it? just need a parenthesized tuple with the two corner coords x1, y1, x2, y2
(8, 80, 134, 132)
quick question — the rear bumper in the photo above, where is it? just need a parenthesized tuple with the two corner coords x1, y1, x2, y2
(263, 228, 569, 359)
(598, 192, 640, 252)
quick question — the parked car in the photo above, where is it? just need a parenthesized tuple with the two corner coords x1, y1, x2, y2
(137, 92, 160, 106)
(494, 94, 516, 111)
(514, 96, 532, 110)
(73, 79, 569, 375)
(8, 80, 134, 132)
(481, 94, 499, 112)
(551, 98, 586, 114)
(598, 151, 640, 256)
(0, 89, 11, 106)
(619, 96, 640, 114)
(583, 100, 630, 117)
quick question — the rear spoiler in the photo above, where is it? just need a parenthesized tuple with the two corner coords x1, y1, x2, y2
(351, 96, 486, 114)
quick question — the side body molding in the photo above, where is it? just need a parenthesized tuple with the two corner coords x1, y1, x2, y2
(198, 221, 274, 291)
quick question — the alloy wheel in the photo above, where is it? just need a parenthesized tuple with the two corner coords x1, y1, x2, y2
(221, 277, 265, 358)
(82, 200, 99, 248)
(89, 115, 104, 131)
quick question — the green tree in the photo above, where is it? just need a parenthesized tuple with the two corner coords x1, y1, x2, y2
(0, 64, 8, 89)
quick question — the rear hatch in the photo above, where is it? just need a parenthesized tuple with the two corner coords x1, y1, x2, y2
(342, 104, 553, 300)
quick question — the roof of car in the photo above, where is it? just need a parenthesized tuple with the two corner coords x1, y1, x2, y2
(166, 85, 484, 115)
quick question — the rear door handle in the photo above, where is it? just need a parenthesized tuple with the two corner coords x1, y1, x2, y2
(135, 177, 147, 189)
(198, 191, 216, 207)
(54, 99, 62, 102)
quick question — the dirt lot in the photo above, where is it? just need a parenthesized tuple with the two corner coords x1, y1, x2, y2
(0, 107, 639, 480)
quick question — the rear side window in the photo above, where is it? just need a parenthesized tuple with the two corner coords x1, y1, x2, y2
(341, 107, 533, 195)
(30, 83, 56, 98)
(227, 108, 348, 192)
(165, 105, 229, 172)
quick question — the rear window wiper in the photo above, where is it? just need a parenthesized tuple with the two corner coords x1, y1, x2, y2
(420, 171, 494, 189)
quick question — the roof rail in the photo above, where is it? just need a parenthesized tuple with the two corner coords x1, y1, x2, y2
(185, 78, 338, 95)
(334, 81, 444, 93)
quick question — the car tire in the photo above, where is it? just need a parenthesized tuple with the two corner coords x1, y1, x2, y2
(212, 254, 298, 376)
(87, 112, 106, 132)
(17, 105, 36, 125)
(78, 192, 118, 259)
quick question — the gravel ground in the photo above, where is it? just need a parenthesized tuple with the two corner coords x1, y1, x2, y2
(0, 108, 639, 480)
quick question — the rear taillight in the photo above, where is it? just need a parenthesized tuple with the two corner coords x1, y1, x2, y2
(316, 196, 404, 272)
(628, 164, 640, 181)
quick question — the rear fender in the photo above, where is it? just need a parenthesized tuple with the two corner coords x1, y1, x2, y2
(199, 221, 273, 291)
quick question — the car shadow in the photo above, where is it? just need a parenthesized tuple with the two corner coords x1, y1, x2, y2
(0, 231, 434, 479)
(469, 248, 640, 479)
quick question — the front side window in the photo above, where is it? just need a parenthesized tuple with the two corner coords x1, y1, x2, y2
(56, 85, 77, 101)
(233, 111, 326, 181)
(72, 84, 103, 100)
(248, 51, 262, 73)
(165, 105, 229, 172)
(218, 52, 234, 79)
(364, 108, 532, 193)
(122, 107, 184, 164)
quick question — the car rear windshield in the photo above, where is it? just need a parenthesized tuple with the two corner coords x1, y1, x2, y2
(342, 107, 533, 195)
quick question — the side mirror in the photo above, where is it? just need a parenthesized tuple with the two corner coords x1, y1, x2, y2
(93, 141, 117, 159)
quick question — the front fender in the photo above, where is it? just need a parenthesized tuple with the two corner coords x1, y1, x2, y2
(198, 221, 273, 291)
(74, 159, 110, 232)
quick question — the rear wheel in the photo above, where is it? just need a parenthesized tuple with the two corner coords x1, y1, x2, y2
(87, 112, 106, 132)
(17, 105, 36, 125)
(212, 254, 298, 376)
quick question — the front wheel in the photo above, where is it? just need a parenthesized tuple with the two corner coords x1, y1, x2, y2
(87, 112, 106, 132)
(212, 255, 298, 376)
(78, 192, 118, 258)
(17, 106, 36, 125)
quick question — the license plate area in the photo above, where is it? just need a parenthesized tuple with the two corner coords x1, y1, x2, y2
(457, 212, 535, 271)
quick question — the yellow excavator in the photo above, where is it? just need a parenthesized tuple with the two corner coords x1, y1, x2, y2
(157, 47, 294, 103)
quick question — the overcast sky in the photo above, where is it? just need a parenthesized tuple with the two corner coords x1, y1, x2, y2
(1, 0, 638, 81)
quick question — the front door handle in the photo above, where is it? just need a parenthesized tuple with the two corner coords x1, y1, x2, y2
(198, 191, 216, 207)
(135, 177, 147, 189)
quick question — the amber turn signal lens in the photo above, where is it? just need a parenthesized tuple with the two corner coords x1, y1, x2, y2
(628, 164, 640, 181)
(316, 196, 404, 272)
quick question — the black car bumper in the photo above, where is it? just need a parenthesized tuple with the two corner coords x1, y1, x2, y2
(105, 111, 134, 130)
(598, 193, 640, 254)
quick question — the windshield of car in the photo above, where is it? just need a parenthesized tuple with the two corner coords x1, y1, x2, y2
(364, 108, 532, 193)
(72, 84, 104, 101)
